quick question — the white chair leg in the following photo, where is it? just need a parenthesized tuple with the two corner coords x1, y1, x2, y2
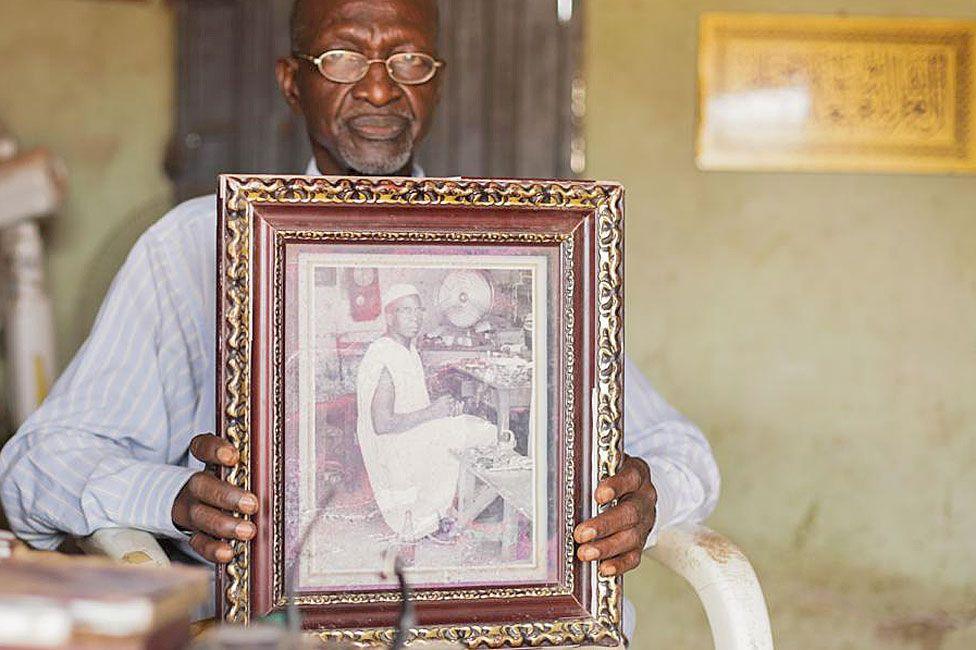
(0, 147, 66, 429)
(2, 221, 56, 428)
(645, 524, 773, 650)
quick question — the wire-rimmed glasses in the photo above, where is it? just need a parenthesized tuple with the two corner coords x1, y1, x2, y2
(293, 49, 443, 85)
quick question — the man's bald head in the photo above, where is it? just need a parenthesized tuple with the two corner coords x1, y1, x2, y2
(290, 0, 439, 52)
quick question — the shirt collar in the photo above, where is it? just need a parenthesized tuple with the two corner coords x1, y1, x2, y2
(305, 158, 426, 178)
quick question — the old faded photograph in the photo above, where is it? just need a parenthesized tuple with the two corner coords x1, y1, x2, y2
(282, 247, 560, 592)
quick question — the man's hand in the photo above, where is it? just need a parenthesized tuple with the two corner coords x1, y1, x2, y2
(573, 455, 656, 576)
(171, 434, 258, 563)
(429, 394, 461, 419)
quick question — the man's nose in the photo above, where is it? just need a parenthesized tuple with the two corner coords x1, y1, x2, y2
(351, 61, 403, 107)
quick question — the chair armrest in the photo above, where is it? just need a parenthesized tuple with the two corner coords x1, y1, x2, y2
(75, 528, 171, 567)
(644, 524, 773, 650)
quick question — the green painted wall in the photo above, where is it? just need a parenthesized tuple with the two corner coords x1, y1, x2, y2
(585, 1, 976, 647)
(0, 0, 175, 367)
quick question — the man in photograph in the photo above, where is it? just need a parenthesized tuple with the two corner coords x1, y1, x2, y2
(356, 283, 496, 543)
(0, 0, 719, 634)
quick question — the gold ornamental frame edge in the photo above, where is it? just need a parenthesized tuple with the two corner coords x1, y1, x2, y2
(217, 174, 625, 647)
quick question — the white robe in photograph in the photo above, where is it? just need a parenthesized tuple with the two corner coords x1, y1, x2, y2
(356, 336, 495, 540)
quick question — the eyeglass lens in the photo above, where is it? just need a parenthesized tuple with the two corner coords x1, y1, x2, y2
(387, 53, 436, 83)
(320, 50, 367, 82)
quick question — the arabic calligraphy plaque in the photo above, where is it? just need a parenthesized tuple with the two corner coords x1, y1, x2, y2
(698, 13, 976, 173)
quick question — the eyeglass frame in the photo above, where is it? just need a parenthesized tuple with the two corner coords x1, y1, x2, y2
(393, 304, 425, 318)
(292, 49, 444, 85)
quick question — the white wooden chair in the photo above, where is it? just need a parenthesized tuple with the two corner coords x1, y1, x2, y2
(645, 524, 773, 649)
(0, 127, 64, 433)
(80, 524, 774, 649)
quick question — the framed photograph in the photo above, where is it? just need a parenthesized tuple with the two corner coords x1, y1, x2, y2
(215, 175, 625, 647)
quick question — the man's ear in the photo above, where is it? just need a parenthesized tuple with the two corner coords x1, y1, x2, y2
(275, 57, 304, 115)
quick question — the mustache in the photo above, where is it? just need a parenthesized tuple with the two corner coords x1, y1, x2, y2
(342, 110, 414, 123)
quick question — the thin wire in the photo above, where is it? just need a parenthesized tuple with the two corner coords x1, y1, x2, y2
(390, 556, 414, 650)
(284, 484, 336, 635)
(282, 483, 413, 649)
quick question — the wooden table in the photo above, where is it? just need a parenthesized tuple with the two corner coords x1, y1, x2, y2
(453, 449, 533, 561)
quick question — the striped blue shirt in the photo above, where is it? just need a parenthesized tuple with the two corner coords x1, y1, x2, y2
(0, 188, 719, 551)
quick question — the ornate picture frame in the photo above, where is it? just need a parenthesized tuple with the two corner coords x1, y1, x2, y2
(215, 174, 625, 647)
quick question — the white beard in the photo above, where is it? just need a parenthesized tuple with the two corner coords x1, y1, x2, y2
(337, 131, 414, 175)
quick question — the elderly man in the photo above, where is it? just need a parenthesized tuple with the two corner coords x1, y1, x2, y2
(0, 0, 718, 617)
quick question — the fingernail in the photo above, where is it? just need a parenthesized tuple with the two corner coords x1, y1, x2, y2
(236, 521, 256, 539)
(216, 547, 234, 563)
(596, 486, 615, 503)
(601, 563, 618, 576)
(581, 546, 600, 561)
(239, 494, 258, 513)
(577, 526, 596, 543)
(217, 446, 235, 465)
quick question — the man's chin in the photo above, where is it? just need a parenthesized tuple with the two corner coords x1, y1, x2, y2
(337, 137, 414, 176)
(345, 155, 413, 176)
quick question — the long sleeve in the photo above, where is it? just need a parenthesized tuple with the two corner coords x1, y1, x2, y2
(623, 356, 720, 546)
(0, 207, 213, 550)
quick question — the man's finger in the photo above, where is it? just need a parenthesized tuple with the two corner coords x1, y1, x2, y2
(599, 549, 643, 576)
(187, 473, 259, 515)
(574, 497, 642, 543)
(594, 460, 645, 504)
(189, 532, 235, 564)
(187, 502, 256, 541)
(189, 434, 238, 467)
(577, 527, 641, 563)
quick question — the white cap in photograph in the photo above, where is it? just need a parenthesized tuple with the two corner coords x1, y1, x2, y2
(382, 282, 421, 311)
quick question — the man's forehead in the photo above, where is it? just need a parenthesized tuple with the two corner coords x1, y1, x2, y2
(300, 0, 437, 45)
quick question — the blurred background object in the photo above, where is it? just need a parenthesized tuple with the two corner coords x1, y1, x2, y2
(0, 146, 65, 431)
(696, 13, 976, 174)
(1, 0, 974, 647)
(0, 543, 209, 649)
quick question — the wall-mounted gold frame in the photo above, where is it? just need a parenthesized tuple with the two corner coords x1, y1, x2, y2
(698, 13, 976, 174)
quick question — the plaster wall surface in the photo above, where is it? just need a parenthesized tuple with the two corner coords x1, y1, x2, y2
(586, 1, 976, 647)
(0, 0, 175, 362)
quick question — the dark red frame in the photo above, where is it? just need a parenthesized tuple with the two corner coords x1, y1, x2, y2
(216, 199, 602, 631)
